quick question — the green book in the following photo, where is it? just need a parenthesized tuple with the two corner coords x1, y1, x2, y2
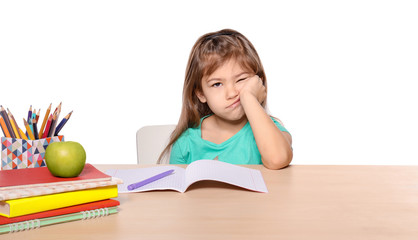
(1, 206, 118, 234)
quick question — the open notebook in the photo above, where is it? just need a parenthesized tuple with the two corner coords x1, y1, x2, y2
(106, 160, 268, 193)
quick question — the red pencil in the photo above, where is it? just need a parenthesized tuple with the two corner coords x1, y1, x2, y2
(42, 114, 53, 139)
(47, 112, 58, 137)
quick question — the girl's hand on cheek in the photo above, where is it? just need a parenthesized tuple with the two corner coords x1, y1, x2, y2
(239, 75, 266, 105)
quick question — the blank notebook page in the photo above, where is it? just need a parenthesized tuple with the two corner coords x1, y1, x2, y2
(184, 160, 268, 193)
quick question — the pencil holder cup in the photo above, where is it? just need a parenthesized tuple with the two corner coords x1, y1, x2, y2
(1, 136, 64, 170)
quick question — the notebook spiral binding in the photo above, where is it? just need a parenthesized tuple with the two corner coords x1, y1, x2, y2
(8, 219, 41, 233)
(81, 207, 110, 220)
(6, 207, 111, 233)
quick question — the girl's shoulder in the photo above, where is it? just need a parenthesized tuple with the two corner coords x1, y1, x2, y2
(175, 115, 211, 146)
(176, 124, 200, 143)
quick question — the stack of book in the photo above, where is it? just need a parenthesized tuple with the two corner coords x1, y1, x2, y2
(0, 164, 122, 234)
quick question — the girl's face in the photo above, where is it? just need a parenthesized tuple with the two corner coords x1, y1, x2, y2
(196, 58, 253, 123)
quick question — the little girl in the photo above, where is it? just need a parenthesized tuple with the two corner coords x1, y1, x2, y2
(159, 29, 293, 169)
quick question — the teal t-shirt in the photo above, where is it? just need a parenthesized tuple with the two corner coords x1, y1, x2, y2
(169, 116, 289, 164)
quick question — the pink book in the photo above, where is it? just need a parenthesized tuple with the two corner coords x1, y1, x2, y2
(0, 164, 110, 188)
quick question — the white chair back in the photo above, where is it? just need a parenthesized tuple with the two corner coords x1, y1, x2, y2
(136, 125, 176, 164)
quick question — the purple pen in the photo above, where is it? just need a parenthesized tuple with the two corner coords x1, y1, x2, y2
(127, 169, 175, 191)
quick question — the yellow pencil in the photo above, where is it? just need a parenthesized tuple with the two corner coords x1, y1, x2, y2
(23, 118, 35, 140)
(7, 108, 22, 139)
(39, 103, 51, 138)
(18, 128, 28, 140)
(8, 112, 20, 139)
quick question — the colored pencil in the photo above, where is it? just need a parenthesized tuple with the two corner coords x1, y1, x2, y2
(7, 108, 22, 139)
(0, 106, 15, 138)
(47, 103, 60, 137)
(39, 103, 51, 138)
(31, 109, 36, 127)
(52, 102, 61, 116)
(36, 109, 40, 122)
(8, 112, 20, 139)
(25, 105, 32, 137)
(47, 113, 56, 137)
(0, 116, 11, 138)
(48, 105, 61, 137)
(54, 111, 73, 136)
(18, 128, 28, 140)
(23, 119, 35, 140)
(42, 114, 53, 139)
(27, 105, 32, 123)
(27, 108, 36, 136)
(33, 118, 39, 139)
(53, 103, 62, 133)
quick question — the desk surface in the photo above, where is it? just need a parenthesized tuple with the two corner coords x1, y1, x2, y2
(4, 164, 418, 240)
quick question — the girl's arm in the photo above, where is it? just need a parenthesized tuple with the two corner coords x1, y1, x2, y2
(239, 75, 293, 169)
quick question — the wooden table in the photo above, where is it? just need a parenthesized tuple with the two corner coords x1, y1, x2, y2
(4, 164, 418, 240)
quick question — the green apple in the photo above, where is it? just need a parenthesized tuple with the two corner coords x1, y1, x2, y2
(45, 141, 87, 178)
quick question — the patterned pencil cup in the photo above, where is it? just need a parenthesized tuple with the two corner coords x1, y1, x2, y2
(1, 136, 64, 170)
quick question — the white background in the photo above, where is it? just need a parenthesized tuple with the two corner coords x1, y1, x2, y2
(1, 1, 417, 165)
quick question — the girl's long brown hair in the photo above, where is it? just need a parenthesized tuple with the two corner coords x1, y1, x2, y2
(158, 29, 267, 163)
